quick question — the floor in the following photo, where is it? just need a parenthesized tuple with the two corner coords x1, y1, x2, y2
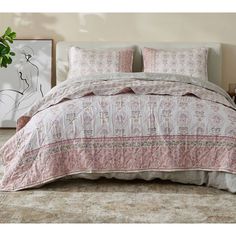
(0, 129, 236, 223)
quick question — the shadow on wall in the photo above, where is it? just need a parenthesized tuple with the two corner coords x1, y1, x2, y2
(221, 44, 236, 90)
(9, 13, 64, 87)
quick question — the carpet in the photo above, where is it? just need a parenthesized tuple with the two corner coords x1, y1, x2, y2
(0, 129, 236, 223)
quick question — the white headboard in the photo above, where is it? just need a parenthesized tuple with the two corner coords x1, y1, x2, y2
(56, 42, 222, 87)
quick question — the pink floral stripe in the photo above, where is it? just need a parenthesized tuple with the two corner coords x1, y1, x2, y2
(21, 134, 236, 157)
(1, 135, 236, 191)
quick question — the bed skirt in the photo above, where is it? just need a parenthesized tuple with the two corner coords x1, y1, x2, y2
(60, 170, 236, 193)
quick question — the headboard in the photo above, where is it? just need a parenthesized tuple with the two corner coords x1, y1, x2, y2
(56, 42, 222, 87)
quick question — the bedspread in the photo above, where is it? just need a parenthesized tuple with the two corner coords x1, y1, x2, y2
(1, 72, 236, 191)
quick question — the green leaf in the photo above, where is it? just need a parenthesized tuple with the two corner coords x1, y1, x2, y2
(0, 43, 5, 51)
(4, 27, 12, 36)
(0, 45, 8, 56)
(1, 57, 7, 67)
(5, 36, 13, 43)
(6, 56, 12, 64)
(0, 27, 16, 68)
(1, 39, 8, 46)
(9, 32, 16, 39)
(0, 45, 10, 56)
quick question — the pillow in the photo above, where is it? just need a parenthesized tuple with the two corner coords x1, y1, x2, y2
(67, 47, 134, 78)
(142, 47, 208, 80)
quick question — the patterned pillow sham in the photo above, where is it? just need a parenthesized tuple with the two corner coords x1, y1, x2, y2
(67, 47, 134, 79)
(142, 47, 208, 80)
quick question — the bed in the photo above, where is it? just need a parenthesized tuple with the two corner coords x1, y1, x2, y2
(1, 42, 236, 192)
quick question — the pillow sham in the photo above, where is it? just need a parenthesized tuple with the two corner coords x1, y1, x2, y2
(142, 47, 208, 80)
(67, 47, 134, 78)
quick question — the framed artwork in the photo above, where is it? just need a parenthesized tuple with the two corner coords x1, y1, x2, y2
(0, 39, 52, 127)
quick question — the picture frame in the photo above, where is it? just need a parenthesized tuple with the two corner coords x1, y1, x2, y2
(0, 39, 53, 128)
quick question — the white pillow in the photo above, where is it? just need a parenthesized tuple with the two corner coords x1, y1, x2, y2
(143, 47, 209, 80)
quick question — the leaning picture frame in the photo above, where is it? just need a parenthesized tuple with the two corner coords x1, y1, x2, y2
(0, 39, 53, 128)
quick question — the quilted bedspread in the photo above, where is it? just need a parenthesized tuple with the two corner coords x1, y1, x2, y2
(1, 72, 236, 191)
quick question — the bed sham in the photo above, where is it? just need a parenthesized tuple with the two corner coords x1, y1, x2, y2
(67, 47, 134, 79)
(142, 47, 208, 81)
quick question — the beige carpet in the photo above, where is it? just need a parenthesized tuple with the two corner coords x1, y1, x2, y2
(0, 129, 236, 223)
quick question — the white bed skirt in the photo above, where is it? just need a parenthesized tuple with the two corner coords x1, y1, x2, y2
(63, 171, 236, 193)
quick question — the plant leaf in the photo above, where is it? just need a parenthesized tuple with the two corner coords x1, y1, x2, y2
(6, 56, 12, 64)
(1, 39, 9, 46)
(5, 36, 13, 43)
(1, 57, 7, 67)
(0, 43, 5, 51)
(0, 27, 16, 68)
(0, 45, 10, 56)
(9, 32, 16, 39)
(4, 27, 12, 36)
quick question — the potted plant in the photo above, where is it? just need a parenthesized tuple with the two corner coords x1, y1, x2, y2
(0, 27, 16, 68)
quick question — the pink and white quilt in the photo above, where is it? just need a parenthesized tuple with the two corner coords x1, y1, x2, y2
(1, 72, 236, 191)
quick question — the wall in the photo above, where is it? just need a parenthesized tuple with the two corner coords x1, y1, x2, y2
(0, 13, 236, 89)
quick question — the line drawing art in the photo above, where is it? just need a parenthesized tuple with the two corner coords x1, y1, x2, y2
(0, 40, 52, 127)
